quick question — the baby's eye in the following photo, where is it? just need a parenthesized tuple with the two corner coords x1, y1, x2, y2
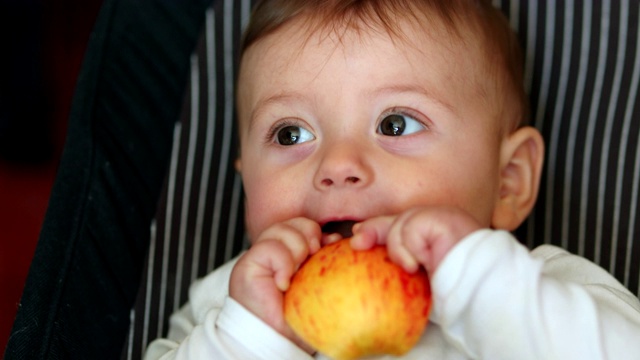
(378, 113, 425, 136)
(276, 125, 315, 145)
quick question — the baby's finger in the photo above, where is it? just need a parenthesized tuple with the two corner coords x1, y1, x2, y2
(233, 239, 296, 292)
(321, 232, 343, 246)
(388, 207, 482, 275)
(283, 217, 322, 254)
(350, 215, 395, 250)
(256, 218, 321, 261)
(260, 230, 310, 268)
(385, 213, 420, 273)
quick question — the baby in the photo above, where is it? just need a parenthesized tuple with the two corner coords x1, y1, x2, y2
(145, 0, 640, 359)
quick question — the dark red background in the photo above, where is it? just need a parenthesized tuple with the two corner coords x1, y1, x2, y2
(0, 0, 103, 352)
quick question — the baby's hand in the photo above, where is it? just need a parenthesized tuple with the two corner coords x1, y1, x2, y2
(351, 206, 481, 276)
(229, 217, 321, 353)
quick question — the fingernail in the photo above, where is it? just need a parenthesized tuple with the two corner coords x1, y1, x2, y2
(350, 233, 363, 249)
(308, 236, 320, 253)
(322, 233, 342, 245)
(277, 278, 290, 292)
(403, 257, 419, 273)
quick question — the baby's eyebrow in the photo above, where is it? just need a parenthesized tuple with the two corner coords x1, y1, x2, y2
(249, 92, 307, 130)
(368, 84, 455, 114)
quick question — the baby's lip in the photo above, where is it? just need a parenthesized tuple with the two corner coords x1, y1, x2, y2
(321, 220, 359, 238)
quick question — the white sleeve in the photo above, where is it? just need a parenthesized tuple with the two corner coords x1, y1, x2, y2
(144, 258, 313, 360)
(430, 229, 640, 360)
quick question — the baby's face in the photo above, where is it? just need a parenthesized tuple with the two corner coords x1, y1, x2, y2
(237, 15, 507, 242)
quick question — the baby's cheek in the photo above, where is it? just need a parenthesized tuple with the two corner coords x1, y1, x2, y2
(244, 195, 300, 242)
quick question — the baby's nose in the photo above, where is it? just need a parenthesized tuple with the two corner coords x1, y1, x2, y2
(320, 176, 360, 186)
(314, 144, 372, 189)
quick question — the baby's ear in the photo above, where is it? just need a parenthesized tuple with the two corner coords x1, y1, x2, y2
(491, 126, 545, 230)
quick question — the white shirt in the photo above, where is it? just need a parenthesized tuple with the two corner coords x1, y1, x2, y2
(145, 229, 640, 359)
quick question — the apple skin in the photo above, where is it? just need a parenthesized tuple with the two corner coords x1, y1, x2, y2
(284, 238, 432, 360)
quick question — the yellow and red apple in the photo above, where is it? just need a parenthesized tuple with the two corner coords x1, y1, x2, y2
(283, 238, 432, 360)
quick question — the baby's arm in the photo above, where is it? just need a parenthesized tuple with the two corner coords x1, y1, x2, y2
(144, 258, 314, 359)
(431, 229, 640, 359)
(353, 206, 640, 359)
(144, 218, 321, 359)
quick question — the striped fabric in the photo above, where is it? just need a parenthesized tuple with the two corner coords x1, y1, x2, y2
(506, 0, 640, 295)
(123, 0, 640, 358)
(121, 2, 251, 358)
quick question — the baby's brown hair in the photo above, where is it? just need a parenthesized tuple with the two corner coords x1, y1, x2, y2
(240, 0, 528, 132)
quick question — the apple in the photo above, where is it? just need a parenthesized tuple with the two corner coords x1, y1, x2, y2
(284, 238, 432, 360)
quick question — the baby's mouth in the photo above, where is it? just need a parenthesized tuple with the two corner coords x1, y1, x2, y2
(321, 220, 357, 238)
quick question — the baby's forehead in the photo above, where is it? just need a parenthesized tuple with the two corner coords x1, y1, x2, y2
(239, 2, 523, 130)
(294, 6, 473, 52)
(240, 0, 487, 53)
(240, 16, 505, 126)
(241, 4, 494, 80)
(239, 12, 490, 96)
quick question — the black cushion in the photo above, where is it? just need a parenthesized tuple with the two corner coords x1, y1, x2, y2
(4, 0, 213, 358)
